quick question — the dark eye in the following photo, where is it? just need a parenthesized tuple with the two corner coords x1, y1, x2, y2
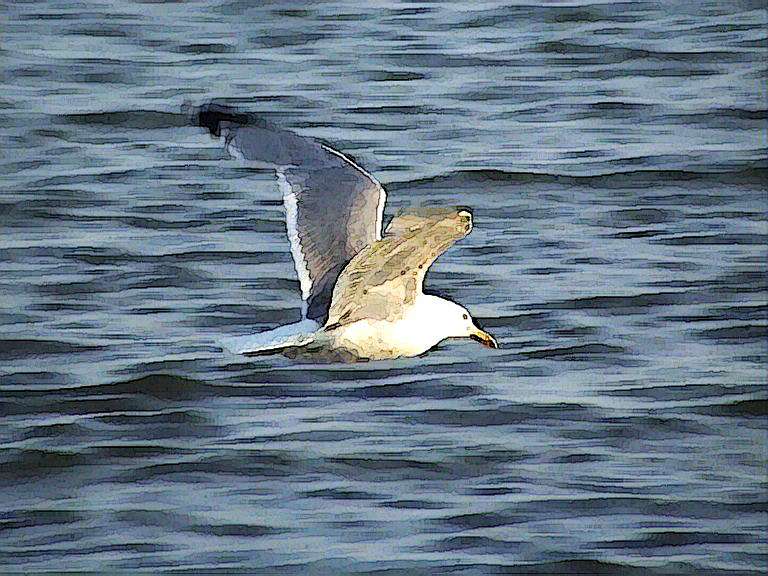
(462, 313, 468, 320)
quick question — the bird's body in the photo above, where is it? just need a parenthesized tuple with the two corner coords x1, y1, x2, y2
(196, 103, 497, 361)
(318, 294, 478, 360)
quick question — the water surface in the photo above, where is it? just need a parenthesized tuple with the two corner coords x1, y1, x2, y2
(1, 1, 766, 573)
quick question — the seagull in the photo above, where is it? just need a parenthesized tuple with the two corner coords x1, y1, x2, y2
(195, 103, 498, 361)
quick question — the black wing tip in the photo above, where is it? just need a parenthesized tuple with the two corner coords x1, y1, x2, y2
(189, 102, 251, 138)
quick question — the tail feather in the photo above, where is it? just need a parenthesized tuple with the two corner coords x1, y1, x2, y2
(221, 319, 320, 355)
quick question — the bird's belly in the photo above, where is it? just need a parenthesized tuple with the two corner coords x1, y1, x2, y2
(330, 319, 438, 360)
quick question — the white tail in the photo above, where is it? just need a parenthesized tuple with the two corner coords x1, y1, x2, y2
(221, 319, 320, 355)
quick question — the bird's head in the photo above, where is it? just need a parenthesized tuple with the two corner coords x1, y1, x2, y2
(434, 298, 498, 349)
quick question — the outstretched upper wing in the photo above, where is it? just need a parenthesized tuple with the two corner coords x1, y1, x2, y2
(325, 207, 473, 327)
(195, 103, 386, 322)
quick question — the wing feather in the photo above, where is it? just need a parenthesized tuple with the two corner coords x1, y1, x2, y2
(325, 207, 473, 327)
(195, 103, 386, 322)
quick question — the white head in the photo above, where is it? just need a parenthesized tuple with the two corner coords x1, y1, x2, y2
(420, 295, 498, 349)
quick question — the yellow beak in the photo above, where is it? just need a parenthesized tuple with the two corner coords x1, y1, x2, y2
(470, 327, 498, 349)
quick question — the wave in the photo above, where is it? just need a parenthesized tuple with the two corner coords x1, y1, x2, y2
(54, 106, 767, 133)
(389, 165, 768, 190)
(0, 339, 102, 360)
(56, 110, 190, 129)
(693, 399, 768, 418)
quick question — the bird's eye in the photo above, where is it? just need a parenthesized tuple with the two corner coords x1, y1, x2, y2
(462, 313, 468, 320)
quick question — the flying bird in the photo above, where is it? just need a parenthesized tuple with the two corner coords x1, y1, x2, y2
(195, 103, 498, 361)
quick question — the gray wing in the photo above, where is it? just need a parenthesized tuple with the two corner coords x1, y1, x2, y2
(195, 103, 386, 322)
(326, 208, 473, 327)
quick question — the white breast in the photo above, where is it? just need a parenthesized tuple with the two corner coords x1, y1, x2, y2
(328, 295, 453, 359)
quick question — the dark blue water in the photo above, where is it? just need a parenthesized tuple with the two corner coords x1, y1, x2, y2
(1, 1, 766, 573)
